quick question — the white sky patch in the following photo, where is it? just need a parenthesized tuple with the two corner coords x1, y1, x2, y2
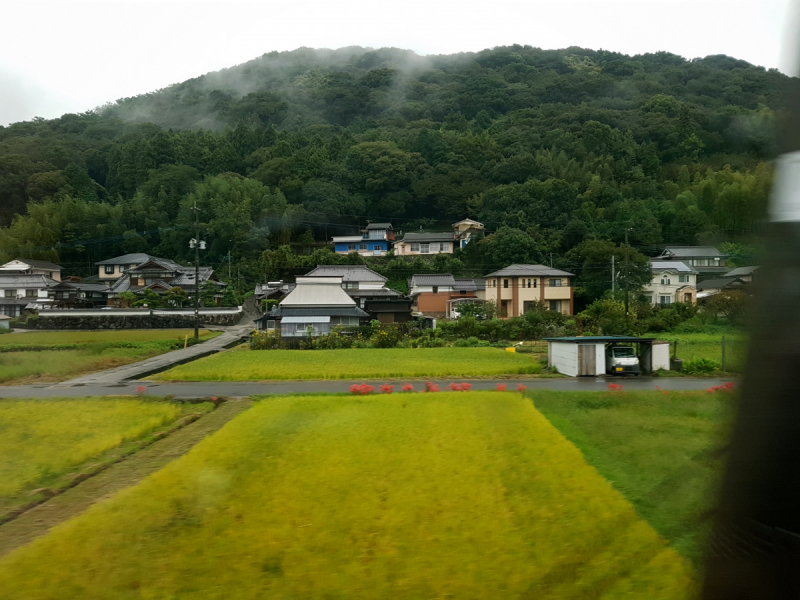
(0, 0, 796, 126)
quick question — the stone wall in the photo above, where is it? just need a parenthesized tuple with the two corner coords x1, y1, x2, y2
(30, 312, 242, 330)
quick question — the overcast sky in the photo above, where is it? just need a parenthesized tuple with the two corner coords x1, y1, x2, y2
(1, 0, 798, 127)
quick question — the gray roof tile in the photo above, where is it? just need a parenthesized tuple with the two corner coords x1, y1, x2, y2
(485, 264, 574, 278)
(305, 265, 387, 282)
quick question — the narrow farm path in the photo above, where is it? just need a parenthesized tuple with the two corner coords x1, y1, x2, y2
(0, 398, 253, 558)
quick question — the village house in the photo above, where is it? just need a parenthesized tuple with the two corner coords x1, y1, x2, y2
(723, 265, 759, 282)
(98, 254, 222, 306)
(0, 274, 57, 317)
(256, 276, 370, 336)
(408, 274, 482, 318)
(394, 219, 485, 256)
(50, 281, 110, 308)
(304, 265, 412, 323)
(655, 246, 728, 280)
(483, 265, 575, 316)
(332, 223, 395, 256)
(697, 276, 749, 300)
(644, 261, 697, 305)
(0, 259, 62, 281)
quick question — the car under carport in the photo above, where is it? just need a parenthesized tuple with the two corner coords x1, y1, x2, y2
(543, 336, 671, 377)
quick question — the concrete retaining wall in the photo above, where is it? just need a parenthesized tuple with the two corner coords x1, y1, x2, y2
(30, 309, 243, 330)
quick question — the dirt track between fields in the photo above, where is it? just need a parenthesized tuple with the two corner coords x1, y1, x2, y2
(0, 398, 253, 558)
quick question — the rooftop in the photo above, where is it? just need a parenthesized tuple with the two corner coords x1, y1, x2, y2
(544, 336, 659, 343)
(364, 222, 393, 230)
(95, 253, 164, 266)
(0, 275, 59, 286)
(400, 232, 455, 243)
(331, 236, 364, 243)
(696, 277, 748, 291)
(0, 259, 62, 271)
(724, 265, 760, 277)
(305, 265, 387, 282)
(281, 277, 357, 307)
(659, 246, 726, 258)
(485, 264, 575, 278)
(649, 260, 696, 273)
(410, 274, 457, 287)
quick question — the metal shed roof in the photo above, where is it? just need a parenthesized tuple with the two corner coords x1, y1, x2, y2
(543, 336, 658, 343)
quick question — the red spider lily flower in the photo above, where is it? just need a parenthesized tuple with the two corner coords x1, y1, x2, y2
(607, 383, 623, 392)
(460, 382, 472, 391)
(349, 384, 359, 394)
(402, 383, 414, 392)
(350, 383, 375, 395)
(516, 384, 527, 393)
(379, 384, 394, 394)
(496, 383, 508, 392)
(135, 385, 146, 396)
(424, 381, 440, 392)
(449, 382, 462, 391)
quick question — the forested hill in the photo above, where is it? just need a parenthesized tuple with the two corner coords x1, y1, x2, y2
(0, 45, 787, 287)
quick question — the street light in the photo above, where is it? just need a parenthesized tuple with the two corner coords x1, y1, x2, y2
(189, 201, 205, 342)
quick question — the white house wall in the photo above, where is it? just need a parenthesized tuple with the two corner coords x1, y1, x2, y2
(550, 343, 579, 377)
(595, 343, 606, 376)
(651, 342, 671, 371)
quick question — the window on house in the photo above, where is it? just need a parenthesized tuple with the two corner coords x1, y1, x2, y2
(432, 286, 439, 294)
(373, 245, 381, 251)
(344, 282, 359, 290)
(549, 279, 561, 287)
(25, 289, 36, 297)
(660, 295, 672, 305)
(503, 279, 509, 289)
(679, 275, 688, 283)
(104, 265, 115, 274)
(347, 244, 357, 251)
(421, 243, 430, 254)
(358, 244, 366, 250)
(526, 279, 531, 288)
(410, 243, 420, 252)
(119, 265, 126, 273)
(460, 290, 466, 295)
(440, 242, 449, 252)
(4, 290, 14, 298)
(267, 320, 276, 330)
(523, 301, 534, 313)
(533, 279, 537, 288)
(549, 300, 562, 312)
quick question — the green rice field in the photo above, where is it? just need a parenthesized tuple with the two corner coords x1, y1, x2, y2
(659, 332, 748, 373)
(0, 329, 218, 348)
(0, 392, 693, 598)
(152, 347, 542, 381)
(535, 388, 733, 564)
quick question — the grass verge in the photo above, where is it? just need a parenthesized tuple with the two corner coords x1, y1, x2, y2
(533, 389, 734, 565)
(0, 397, 214, 519)
(0, 392, 692, 598)
(0, 329, 219, 347)
(151, 347, 542, 381)
(658, 332, 748, 374)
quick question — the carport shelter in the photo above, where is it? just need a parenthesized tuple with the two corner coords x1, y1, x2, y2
(543, 336, 670, 377)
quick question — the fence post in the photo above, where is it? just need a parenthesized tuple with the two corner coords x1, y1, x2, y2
(721, 335, 726, 373)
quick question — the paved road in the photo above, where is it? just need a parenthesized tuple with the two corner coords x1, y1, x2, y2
(0, 376, 738, 399)
(61, 323, 254, 385)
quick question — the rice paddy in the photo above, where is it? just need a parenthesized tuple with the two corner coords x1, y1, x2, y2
(0, 392, 693, 598)
(0, 398, 188, 513)
(152, 347, 542, 381)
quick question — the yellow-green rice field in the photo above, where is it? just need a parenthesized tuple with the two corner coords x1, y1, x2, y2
(0, 392, 693, 598)
(152, 347, 542, 381)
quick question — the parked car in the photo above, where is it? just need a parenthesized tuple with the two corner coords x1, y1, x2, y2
(606, 346, 640, 376)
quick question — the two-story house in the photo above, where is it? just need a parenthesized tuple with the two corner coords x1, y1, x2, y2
(408, 274, 482, 318)
(655, 246, 728, 280)
(644, 261, 697, 305)
(332, 223, 395, 257)
(256, 276, 370, 336)
(394, 219, 485, 256)
(98, 254, 222, 305)
(0, 275, 57, 317)
(0, 259, 62, 281)
(484, 265, 575, 316)
(304, 265, 412, 323)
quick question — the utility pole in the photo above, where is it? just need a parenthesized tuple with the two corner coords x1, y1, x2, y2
(623, 228, 631, 319)
(611, 255, 615, 293)
(227, 249, 231, 280)
(190, 201, 203, 343)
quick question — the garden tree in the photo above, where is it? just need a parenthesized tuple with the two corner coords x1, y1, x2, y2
(163, 286, 189, 308)
(566, 238, 653, 308)
(117, 291, 137, 307)
(132, 289, 164, 308)
(577, 297, 633, 335)
(473, 226, 546, 271)
(702, 290, 750, 325)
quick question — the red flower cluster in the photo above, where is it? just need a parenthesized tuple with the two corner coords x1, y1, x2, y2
(707, 382, 735, 393)
(496, 383, 507, 392)
(516, 384, 527, 392)
(607, 383, 624, 392)
(379, 384, 394, 394)
(448, 382, 473, 391)
(135, 385, 146, 396)
(401, 383, 414, 392)
(424, 381, 440, 392)
(654, 385, 668, 396)
(349, 382, 375, 395)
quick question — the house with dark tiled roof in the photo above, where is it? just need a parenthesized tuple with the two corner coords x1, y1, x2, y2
(304, 265, 411, 323)
(0, 274, 58, 317)
(644, 260, 697, 305)
(655, 246, 728, 279)
(484, 265, 576, 316)
(0, 259, 63, 281)
(408, 274, 481, 318)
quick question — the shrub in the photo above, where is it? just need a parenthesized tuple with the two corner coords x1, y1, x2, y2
(683, 358, 718, 375)
(453, 338, 470, 348)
